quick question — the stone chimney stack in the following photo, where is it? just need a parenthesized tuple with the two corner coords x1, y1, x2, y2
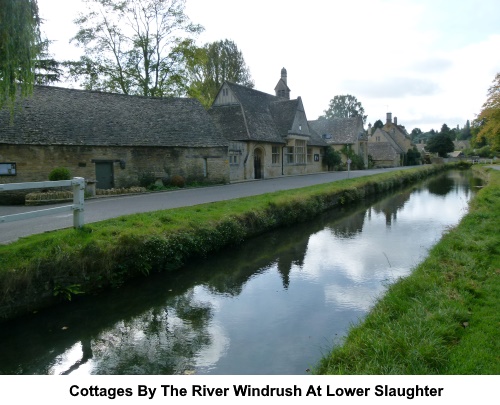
(386, 112, 392, 124)
(394, 117, 398, 126)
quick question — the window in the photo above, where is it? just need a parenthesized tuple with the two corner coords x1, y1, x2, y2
(272, 146, 280, 164)
(295, 140, 306, 164)
(307, 148, 313, 163)
(229, 153, 239, 165)
(0, 162, 16, 176)
(285, 146, 294, 164)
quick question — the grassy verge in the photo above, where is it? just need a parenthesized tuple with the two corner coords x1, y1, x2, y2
(314, 165, 500, 374)
(0, 164, 462, 322)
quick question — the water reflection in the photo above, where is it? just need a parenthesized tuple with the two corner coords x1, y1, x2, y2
(0, 171, 479, 375)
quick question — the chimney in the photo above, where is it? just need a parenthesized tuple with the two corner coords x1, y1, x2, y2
(386, 112, 392, 124)
(394, 117, 398, 126)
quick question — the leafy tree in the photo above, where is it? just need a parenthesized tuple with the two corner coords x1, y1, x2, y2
(426, 131, 455, 157)
(320, 94, 367, 123)
(66, 0, 203, 97)
(372, 119, 384, 131)
(473, 72, 500, 152)
(410, 128, 422, 141)
(34, 40, 62, 85)
(457, 120, 471, 140)
(0, 0, 41, 109)
(323, 146, 342, 171)
(186, 39, 254, 108)
(405, 146, 421, 166)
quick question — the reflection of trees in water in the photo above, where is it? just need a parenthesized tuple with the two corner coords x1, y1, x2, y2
(83, 290, 213, 374)
(427, 175, 455, 196)
(326, 210, 366, 238)
(370, 191, 411, 226)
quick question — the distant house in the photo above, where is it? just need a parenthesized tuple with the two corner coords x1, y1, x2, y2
(0, 86, 229, 189)
(208, 68, 327, 181)
(308, 116, 368, 167)
(453, 140, 470, 151)
(368, 113, 413, 167)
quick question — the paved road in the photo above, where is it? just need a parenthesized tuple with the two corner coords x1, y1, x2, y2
(0, 167, 418, 244)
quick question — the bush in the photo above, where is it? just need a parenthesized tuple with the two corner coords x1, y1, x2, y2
(170, 175, 185, 188)
(48, 167, 71, 181)
(138, 171, 156, 188)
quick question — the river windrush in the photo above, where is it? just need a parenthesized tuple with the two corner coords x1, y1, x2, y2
(0, 170, 482, 375)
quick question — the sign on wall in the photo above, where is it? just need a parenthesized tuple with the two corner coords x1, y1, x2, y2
(0, 162, 16, 176)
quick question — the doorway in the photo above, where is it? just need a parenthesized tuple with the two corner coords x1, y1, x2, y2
(253, 148, 263, 179)
(95, 162, 114, 189)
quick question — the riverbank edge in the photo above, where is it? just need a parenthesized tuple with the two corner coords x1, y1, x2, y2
(0, 163, 466, 323)
(314, 165, 500, 374)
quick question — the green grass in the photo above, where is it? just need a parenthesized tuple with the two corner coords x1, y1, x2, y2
(314, 166, 500, 374)
(0, 164, 457, 321)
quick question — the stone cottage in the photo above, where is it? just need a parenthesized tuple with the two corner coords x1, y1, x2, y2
(208, 68, 327, 182)
(308, 115, 368, 167)
(368, 113, 413, 167)
(0, 86, 229, 189)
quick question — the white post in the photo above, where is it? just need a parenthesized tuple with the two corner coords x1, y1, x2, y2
(72, 177, 85, 228)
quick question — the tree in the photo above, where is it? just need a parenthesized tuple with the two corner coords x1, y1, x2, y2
(0, 0, 41, 109)
(323, 146, 342, 171)
(426, 131, 455, 157)
(405, 146, 421, 166)
(473, 72, 500, 152)
(372, 119, 384, 131)
(66, 0, 203, 97)
(186, 39, 254, 108)
(320, 94, 367, 123)
(410, 128, 422, 141)
(34, 40, 63, 85)
(457, 120, 471, 140)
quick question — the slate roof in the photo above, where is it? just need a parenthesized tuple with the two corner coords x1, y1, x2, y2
(308, 116, 366, 145)
(371, 128, 406, 153)
(0, 86, 228, 148)
(209, 82, 327, 147)
(368, 142, 402, 161)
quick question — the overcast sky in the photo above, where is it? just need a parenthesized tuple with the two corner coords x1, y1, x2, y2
(38, 0, 500, 132)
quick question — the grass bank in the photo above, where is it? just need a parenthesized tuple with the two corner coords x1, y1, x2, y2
(314, 165, 500, 374)
(0, 164, 463, 322)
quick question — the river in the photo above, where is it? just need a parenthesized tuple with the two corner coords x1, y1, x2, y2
(0, 170, 481, 375)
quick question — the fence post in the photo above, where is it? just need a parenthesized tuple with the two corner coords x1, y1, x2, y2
(72, 177, 85, 228)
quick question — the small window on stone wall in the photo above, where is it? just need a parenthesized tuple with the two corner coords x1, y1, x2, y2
(0, 162, 16, 176)
(272, 146, 280, 164)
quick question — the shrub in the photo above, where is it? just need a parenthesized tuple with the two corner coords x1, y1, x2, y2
(170, 175, 185, 188)
(48, 167, 71, 181)
(138, 171, 156, 188)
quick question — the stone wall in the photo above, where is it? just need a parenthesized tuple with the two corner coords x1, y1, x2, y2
(0, 144, 229, 187)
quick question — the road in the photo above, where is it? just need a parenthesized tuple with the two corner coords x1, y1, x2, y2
(0, 167, 419, 244)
